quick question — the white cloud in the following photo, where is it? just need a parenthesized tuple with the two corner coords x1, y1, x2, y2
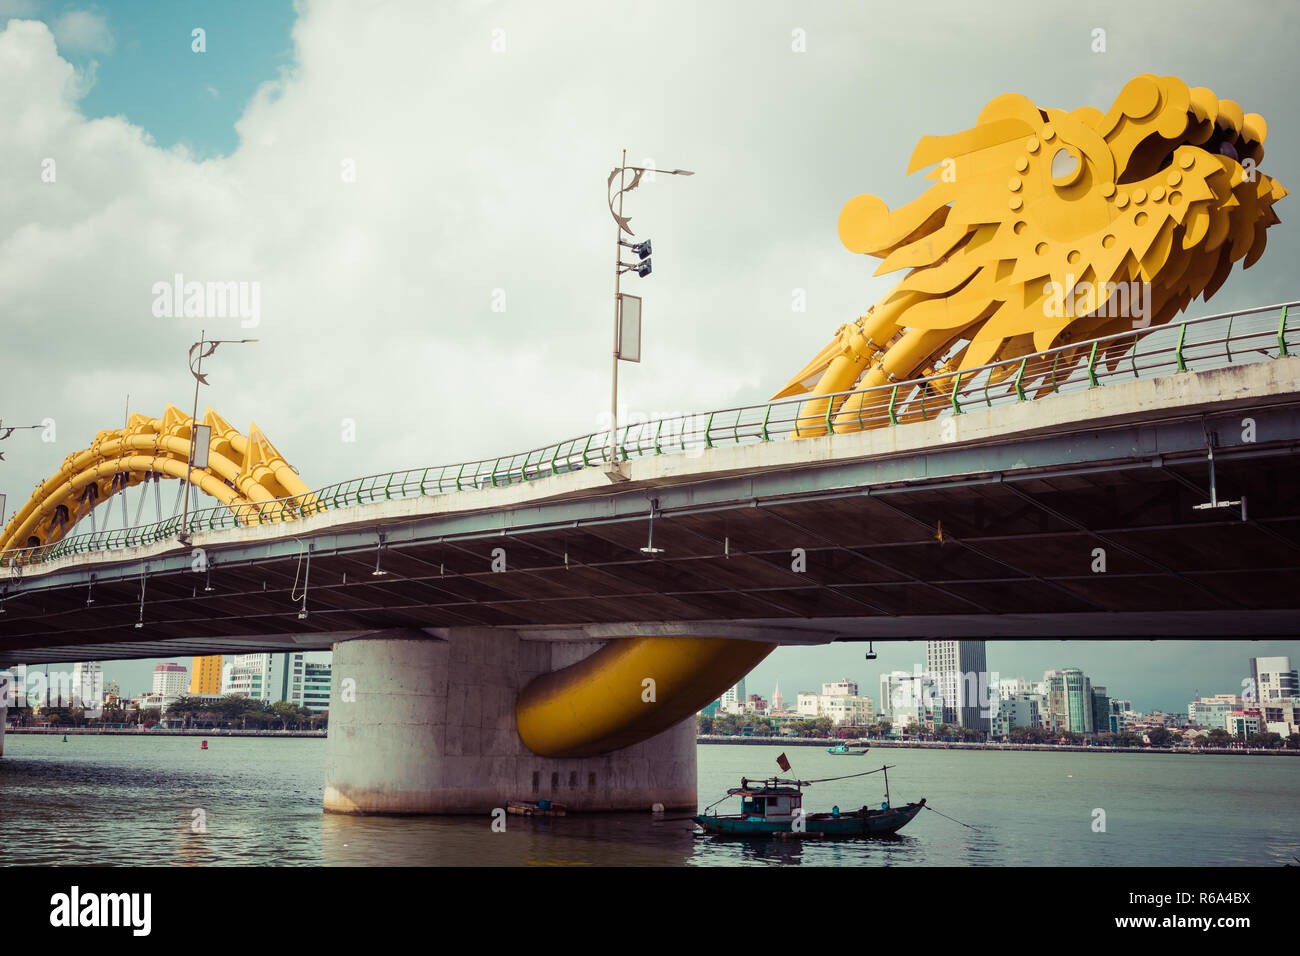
(0, 0, 1295, 511)
(51, 9, 113, 55)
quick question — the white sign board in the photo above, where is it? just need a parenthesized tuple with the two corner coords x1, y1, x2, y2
(617, 293, 642, 363)
(191, 424, 212, 470)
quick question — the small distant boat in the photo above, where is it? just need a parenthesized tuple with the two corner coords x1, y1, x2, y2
(694, 765, 924, 838)
(827, 742, 869, 755)
(507, 799, 566, 817)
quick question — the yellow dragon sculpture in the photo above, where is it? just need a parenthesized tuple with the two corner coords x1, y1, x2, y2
(778, 73, 1286, 434)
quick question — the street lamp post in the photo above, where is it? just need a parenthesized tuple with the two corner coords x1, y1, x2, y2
(605, 150, 693, 476)
(179, 330, 257, 540)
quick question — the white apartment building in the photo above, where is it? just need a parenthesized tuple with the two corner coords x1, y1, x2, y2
(222, 653, 274, 702)
(998, 677, 1042, 699)
(796, 692, 821, 717)
(1251, 657, 1298, 702)
(822, 679, 858, 697)
(152, 663, 189, 699)
(822, 695, 875, 727)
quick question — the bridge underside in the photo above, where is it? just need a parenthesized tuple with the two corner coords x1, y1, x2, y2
(3, 404, 1298, 665)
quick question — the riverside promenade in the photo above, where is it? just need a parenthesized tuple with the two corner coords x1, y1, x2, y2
(7, 727, 326, 738)
(697, 734, 1299, 756)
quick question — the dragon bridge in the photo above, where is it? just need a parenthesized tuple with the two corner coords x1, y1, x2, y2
(1, 75, 1285, 761)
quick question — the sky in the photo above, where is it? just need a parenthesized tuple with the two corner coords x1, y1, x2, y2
(0, 0, 1297, 705)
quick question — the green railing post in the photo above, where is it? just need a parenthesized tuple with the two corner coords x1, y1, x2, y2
(950, 372, 963, 415)
(704, 411, 715, 449)
(887, 385, 899, 425)
(1175, 323, 1188, 372)
(760, 404, 772, 441)
(1280, 305, 1290, 358)
(825, 399, 835, 435)
(1086, 341, 1100, 387)
(1014, 358, 1027, 402)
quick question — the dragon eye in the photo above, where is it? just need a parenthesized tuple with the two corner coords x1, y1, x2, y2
(1051, 146, 1082, 186)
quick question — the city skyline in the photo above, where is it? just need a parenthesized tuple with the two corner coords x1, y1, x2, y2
(744, 640, 1300, 718)
(46, 639, 1300, 714)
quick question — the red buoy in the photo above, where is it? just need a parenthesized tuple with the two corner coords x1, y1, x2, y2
(200, 740, 208, 750)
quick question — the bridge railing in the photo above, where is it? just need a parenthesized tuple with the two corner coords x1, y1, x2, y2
(4, 300, 1295, 568)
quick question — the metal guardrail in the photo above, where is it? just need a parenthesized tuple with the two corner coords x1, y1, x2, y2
(4, 300, 1296, 569)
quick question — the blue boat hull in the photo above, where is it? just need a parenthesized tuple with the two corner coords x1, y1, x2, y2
(693, 800, 924, 838)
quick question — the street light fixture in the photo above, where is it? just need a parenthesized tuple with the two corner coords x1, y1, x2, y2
(179, 330, 258, 540)
(606, 150, 693, 478)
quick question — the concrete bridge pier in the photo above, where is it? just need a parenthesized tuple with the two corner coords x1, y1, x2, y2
(322, 628, 698, 815)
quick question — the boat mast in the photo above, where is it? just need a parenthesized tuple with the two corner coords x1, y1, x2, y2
(882, 765, 890, 807)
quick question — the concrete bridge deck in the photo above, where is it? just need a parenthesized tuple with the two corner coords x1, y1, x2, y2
(3, 354, 1297, 665)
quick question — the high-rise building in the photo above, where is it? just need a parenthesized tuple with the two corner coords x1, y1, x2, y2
(1091, 686, 1110, 735)
(70, 661, 103, 708)
(927, 641, 990, 734)
(822, 679, 858, 698)
(879, 671, 913, 723)
(1044, 668, 1094, 734)
(719, 678, 747, 715)
(1250, 657, 1298, 702)
(280, 652, 332, 712)
(222, 653, 273, 701)
(152, 663, 188, 699)
(189, 655, 223, 695)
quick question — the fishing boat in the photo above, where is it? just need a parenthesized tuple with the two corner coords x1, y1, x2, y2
(826, 741, 869, 755)
(693, 765, 924, 838)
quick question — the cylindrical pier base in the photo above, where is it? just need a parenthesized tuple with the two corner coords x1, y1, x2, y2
(323, 628, 697, 815)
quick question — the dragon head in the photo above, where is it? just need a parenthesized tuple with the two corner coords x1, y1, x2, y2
(837, 74, 1287, 374)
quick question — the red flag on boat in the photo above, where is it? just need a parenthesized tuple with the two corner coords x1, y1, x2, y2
(776, 752, 791, 772)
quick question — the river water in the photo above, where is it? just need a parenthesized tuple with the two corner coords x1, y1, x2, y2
(1, 735, 1296, 866)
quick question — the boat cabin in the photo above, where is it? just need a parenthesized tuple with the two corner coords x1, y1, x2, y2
(731, 779, 804, 823)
